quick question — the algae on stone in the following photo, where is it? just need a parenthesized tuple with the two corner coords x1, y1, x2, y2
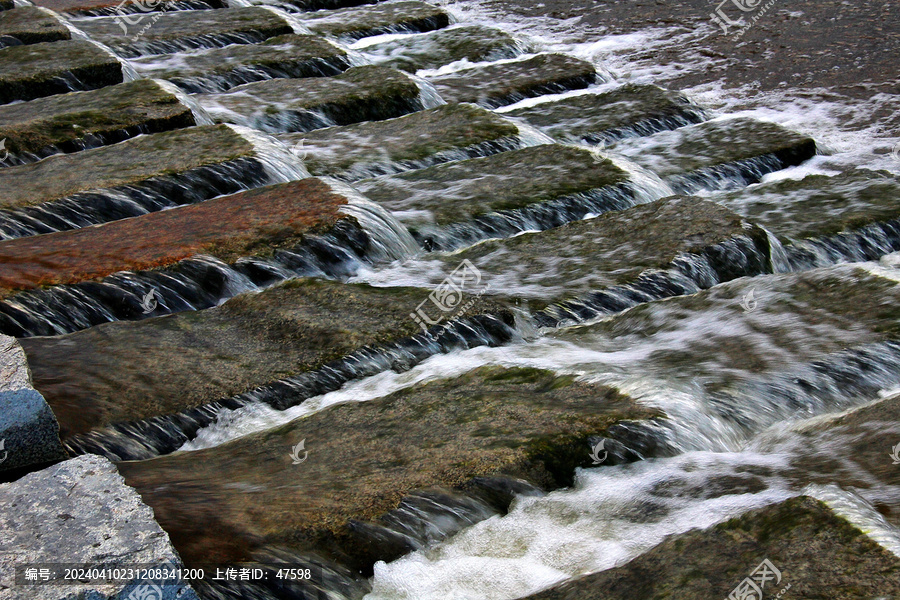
(301, 0, 450, 41)
(0, 6, 70, 45)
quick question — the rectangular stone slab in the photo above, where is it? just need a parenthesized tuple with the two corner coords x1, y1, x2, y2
(0, 6, 70, 45)
(115, 366, 658, 568)
(523, 496, 900, 600)
(301, 0, 450, 41)
(361, 24, 522, 73)
(0, 178, 350, 295)
(32, 0, 224, 16)
(73, 7, 293, 58)
(0, 39, 123, 104)
(0, 124, 255, 210)
(429, 53, 598, 108)
(375, 196, 767, 305)
(504, 83, 707, 143)
(280, 102, 522, 178)
(611, 117, 816, 191)
(198, 65, 422, 132)
(354, 143, 631, 226)
(0, 78, 195, 162)
(131, 33, 350, 93)
(21, 278, 453, 439)
(715, 167, 900, 242)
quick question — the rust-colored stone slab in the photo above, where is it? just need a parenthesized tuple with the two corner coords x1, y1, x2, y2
(0, 178, 347, 295)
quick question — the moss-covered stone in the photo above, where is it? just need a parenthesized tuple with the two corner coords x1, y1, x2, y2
(363, 24, 522, 72)
(200, 65, 422, 132)
(429, 53, 597, 108)
(0, 79, 195, 160)
(32, 0, 223, 15)
(0, 6, 70, 45)
(74, 7, 293, 58)
(0, 179, 350, 295)
(280, 102, 521, 177)
(21, 278, 503, 438)
(354, 144, 631, 226)
(131, 34, 350, 93)
(524, 496, 900, 600)
(406, 196, 766, 304)
(716, 167, 900, 242)
(612, 117, 816, 182)
(0, 124, 254, 209)
(116, 365, 659, 568)
(301, 0, 450, 41)
(505, 83, 706, 143)
(0, 39, 123, 104)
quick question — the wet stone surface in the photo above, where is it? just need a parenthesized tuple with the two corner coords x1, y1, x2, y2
(429, 53, 599, 108)
(281, 102, 522, 179)
(300, 0, 450, 41)
(131, 34, 351, 93)
(361, 24, 523, 73)
(0, 39, 123, 104)
(0, 6, 70, 46)
(504, 83, 707, 143)
(199, 65, 423, 133)
(0, 78, 195, 163)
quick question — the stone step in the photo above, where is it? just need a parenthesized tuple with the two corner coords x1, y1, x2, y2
(503, 83, 707, 144)
(0, 6, 70, 47)
(0, 39, 123, 104)
(115, 366, 659, 580)
(131, 33, 350, 93)
(353, 143, 636, 250)
(0, 178, 351, 297)
(0, 455, 200, 600)
(199, 65, 423, 133)
(280, 102, 523, 179)
(523, 496, 900, 600)
(0, 124, 276, 238)
(73, 6, 293, 58)
(611, 116, 817, 193)
(361, 24, 523, 73)
(34, 0, 223, 17)
(20, 279, 509, 443)
(0, 79, 196, 165)
(301, 0, 449, 41)
(379, 196, 770, 308)
(429, 53, 599, 109)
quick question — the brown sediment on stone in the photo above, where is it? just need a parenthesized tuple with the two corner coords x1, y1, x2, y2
(21, 278, 466, 438)
(74, 7, 293, 58)
(0, 6, 70, 45)
(0, 124, 254, 210)
(523, 496, 900, 600)
(0, 79, 195, 160)
(280, 102, 522, 178)
(116, 365, 660, 567)
(505, 83, 707, 143)
(0, 178, 348, 295)
(0, 39, 123, 104)
(354, 143, 631, 226)
(131, 34, 350, 93)
(301, 0, 450, 41)
(199, 65, 423, 132)
(429, 53, 598, 108)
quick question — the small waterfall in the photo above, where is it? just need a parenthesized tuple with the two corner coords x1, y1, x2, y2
(666, 153, 786, 194)
(259, 5, 313, 35)
(155, 79, 216, 125)
(60, 19, 142, 81)
(409, 74, 447, 109)
(784, 220, 900, 271)
(116, 31, 284, 60)
(64, 312, 518, 460)
(228, 124, 310, 181)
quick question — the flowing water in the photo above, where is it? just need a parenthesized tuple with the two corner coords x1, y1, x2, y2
(6, 0, 900, 598)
